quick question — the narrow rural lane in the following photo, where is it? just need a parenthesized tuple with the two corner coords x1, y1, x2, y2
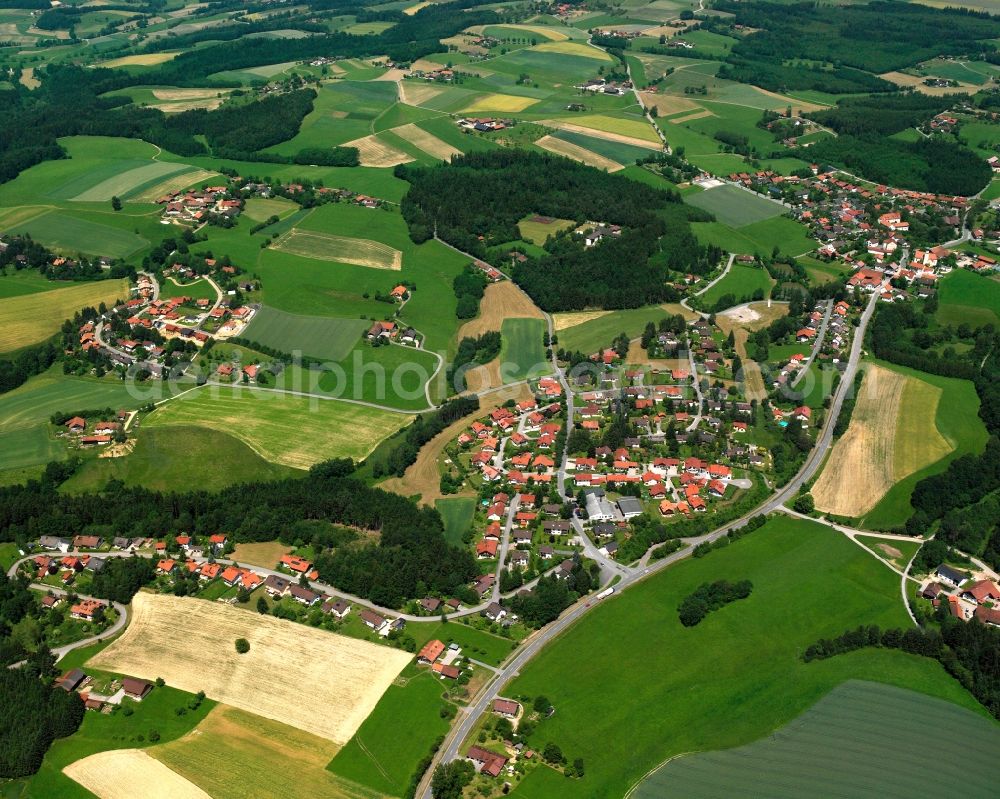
(790, 298, 832, 390)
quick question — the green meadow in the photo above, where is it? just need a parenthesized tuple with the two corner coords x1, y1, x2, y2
(60, 426, 300, 494)
(508, 515, 983, 798)
(500, 318, 549, 382)
(699, 263, 773, 307)
(936, 268, 1000, 328)
(243, 305, 367, 362)
(436, 496, 477, 546)
(556, 303, 689, 355)
(685, 184, 785, 227)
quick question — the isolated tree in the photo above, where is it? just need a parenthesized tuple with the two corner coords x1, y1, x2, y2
(235, 638, 250, 654)
(543, 742, 565, 764)
(256, 596, 269, 614)
(111, 196, 122, 212)
(793, 493, 815, 514)
(533, 695, 551, 714)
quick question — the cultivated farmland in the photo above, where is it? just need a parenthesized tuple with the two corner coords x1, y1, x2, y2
(88, 593, 412, 745)
(71, 162, 192, 202)
(6, 212, 148, 258)
(507, 516, 984, 799)
(685, 184, 785, 227)
(462, 93, 541, 113)
(500, 318, 549, 382)
(0, 278, 129, 353)
(813, 364, 951, 517)
(243, 305, 367, 361)
(344, 134, 415, 167)
(394, 123, 461, 160)
(144, 387, 409, 467)
(151, 705, 379, 799)
(634, 681, 1000, 798)
(534, 134, 623, 172)
(271, 228, 403, 270)
(64, 749, 210, 799)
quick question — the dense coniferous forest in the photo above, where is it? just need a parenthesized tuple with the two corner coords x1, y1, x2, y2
(0, 573, 84, 778)
(0, 460, 478, 608)
(397, 151, 719, 311)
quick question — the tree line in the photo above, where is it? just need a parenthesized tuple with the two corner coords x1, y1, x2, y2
(677, 579, 753, 627)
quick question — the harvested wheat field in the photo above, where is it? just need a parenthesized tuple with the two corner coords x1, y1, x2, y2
(669, 109, 715, 124)
(813, 365, 951, 516)
(229, 541, 292, 569)
(64, 749, 210, 799)
(457, 281, 545, 340)
(638, 92, 699, 117)
(89, 593, 410, 744)
(374, 67, 409, 82)
(272, 229, 403, 270)
(393, 123, 461, 160)
(535, 135, 622, 172)
(552, 309, 611, 331)
(463, 93, 540, 113)
(404, 1, 432, 14)
(131, 169, 218, 202)
(152, 705, 380, 799)
(880, 71, 977, 96)
(345, 134, 414, 167)
(102, 52, 179, 68)
(398, 81, 444, 106)
(382, 382, 532, 503)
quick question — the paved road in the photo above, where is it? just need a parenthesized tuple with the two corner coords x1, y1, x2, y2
(693, 252, 736, 299)
(419, 291, 880, 796)
(790, 299, 832, 390)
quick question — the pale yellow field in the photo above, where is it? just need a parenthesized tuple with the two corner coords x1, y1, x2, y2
(151, 706, 382, 799)
(552, 310, 611, 331)
(345, 134, 414, 167)
(0, 205, 51, 228)
(229, 540, 292, 569)
(89, 594, 411, 744)
(533, 40, 614, 61)
(404, 1, 432, 14)
(151, 89, 225, 101)
(0, 279, 129, 354)
(534, 134, 623, 172)
(813, 365, 951, 516)
(272, 229, 403, 270)
(19, 67, 39, 89)
(154, 98, 226, 113)
(457, 281, 545, 340)
(462, 93, 540, 113)
(393, 123, 461, 160)
(64, 749, 210, 799)
(145, 388, 410, 468)
(669, 109, 715, 124)
(130, 169, 218, 203)
(485, 23, 570, 41)
(540, 118, 662, 148)
(102, 52, 179, 68)
(398, 81, 444, 106)
(638, 91, 699, 116)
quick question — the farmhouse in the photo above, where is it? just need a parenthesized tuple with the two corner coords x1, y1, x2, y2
(493, 698, 521, 719)
(59, 669, 90, 692)
(70, 599, 106, 621)
(122, 677, 153, 701)
(418, 639, 446, 664)
(360, 609, 387, 631)
(935, 564, 968, 588)
(467, 745, 509, 777)
(323, 598, 351, 619)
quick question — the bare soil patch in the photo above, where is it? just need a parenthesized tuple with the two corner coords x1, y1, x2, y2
(876, 542, 904, 560)
(230, 541, 292, 569)
(668, 109, 715, 124)
(552, 310, 611, 331)
(89, 593, 410, 744)
(398, 81, 444, 106)
(394, 122, 461, 160)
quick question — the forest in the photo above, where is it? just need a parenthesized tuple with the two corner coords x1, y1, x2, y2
(803, 614, 1000, 721)
(0, 458, 479, 609)
(397, 151, 719, 311)
(806, 135, 991, 197)
(714, 2, 1000, 75)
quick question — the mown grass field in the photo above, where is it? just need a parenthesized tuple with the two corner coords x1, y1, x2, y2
(244, 305, 367, 361)
(636, 680, 1000, 798)
(436, 496, 476, 546)
(500, 318, 549, 382)
(144, 386, 410, 468)
(936, 268, 1000, 328)
(692, 216, 815, 257)
(0, 270, 65, 299)
(327, 670, 451, 796)
(0, 278, 128, 354)
(860, 360, 988, 530)
(508, 515, 984, 798)
(699, 263, 773, 307)
(555, 303, 695, 355)
(60, 426, 300, 493)
(517, 215, 574, 245)
(158, 277, 216, 302)
(7, 211, 149, 258)
(685, 184, 785, 227)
